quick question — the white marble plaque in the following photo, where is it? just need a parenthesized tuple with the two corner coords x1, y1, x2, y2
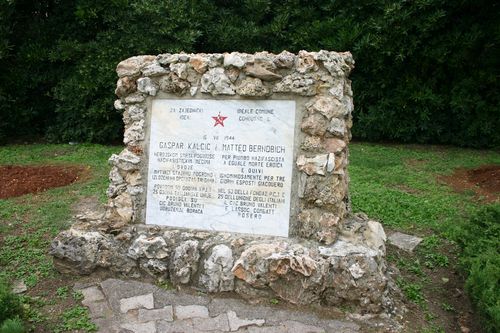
(146, 99, 296, 237)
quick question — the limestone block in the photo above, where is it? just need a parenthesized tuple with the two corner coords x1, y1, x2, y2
(113, 192, 133, 222)
(328, 118, 346, 136)
(244, 64, 282, 81)
(126, 104, 146, 122)
(125, 171, 142, 186)
(296, 51, 318, 74)
(114, 99, 125, 110)
(169, 62, 188, 80)
(296, 154, 329, 176)
(108, 149, 141, 171)
(300, 113, 329, 136)
(115, 77, 137, 97)
(170, 240, 200, 284)
(158, 73, 189, 95)
(200, 244, 234, 292)
(141, 61, 168, 77)
(273, 50, 295, 68)
(136, 77, 158, 96)
(323, 138, 346, 153)
(128, 234, 169, 260)
(387, 232, 423, 252)
(157, 53, 178, 65)
(109, 166, 124, 185)
(116, 55, 156, 77)
(223, 52, 246, 68)
(124, 92, 145, 104)
(200, 68, 235, 95)
(301, 136, 323, 151)
(273, 73, 317, 96)
(235, 77, 270, 97)
(123, 120, 145, 145)
(308, 96, 347, 120)
(189, 56, 209, 74)
(192, 314, 230, 332)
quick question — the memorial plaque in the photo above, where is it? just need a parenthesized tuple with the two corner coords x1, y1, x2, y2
(146, 99, 296, 237)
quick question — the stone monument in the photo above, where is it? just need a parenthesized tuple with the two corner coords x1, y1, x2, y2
(51, 51, 393, 313)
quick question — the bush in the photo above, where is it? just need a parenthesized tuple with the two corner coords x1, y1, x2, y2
(0, 318, 24, 333)
(455, 205, 500, 333)
(0, 280, 23, 328)
(0, 1, 499, 147)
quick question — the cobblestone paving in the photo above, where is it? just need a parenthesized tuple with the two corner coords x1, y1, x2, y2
(76, 279, 395, 333)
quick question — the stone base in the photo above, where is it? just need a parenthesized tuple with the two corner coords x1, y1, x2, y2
(51, 214, 394, 314)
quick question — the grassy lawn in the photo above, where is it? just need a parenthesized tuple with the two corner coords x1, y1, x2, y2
(0, 142, 498, 332)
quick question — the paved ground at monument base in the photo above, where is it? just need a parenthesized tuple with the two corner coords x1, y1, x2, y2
(77, 278, 398, 333)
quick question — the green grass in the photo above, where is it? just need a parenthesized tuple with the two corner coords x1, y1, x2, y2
(349, 142, 500, 233)
(0, 144, 119, 331)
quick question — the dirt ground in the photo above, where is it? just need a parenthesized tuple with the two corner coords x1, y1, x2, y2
(439, 164, 500, 203)
(0, 165, 85, 199)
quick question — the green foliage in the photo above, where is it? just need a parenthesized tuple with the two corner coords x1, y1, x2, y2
(0, 1, 499, 146)
(0, 318, 25, 333)
(396, 278, 425, 306)
(0, 280, 23, 326)
(453, 205, 500, 333)
(54, 306, 96, 333)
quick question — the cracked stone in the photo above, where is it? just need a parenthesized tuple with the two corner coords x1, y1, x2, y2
(175, 305, 209, 319)
(138, 306, 173, 322)
(119, 293, 154, 313)
(227, 311, 265, 331)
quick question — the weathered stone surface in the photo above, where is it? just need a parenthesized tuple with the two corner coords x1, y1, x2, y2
(128, 234, 169, 260)
(227, 311, 265, 331)
(109, 149, 141, 171)
(50, 229, 119, 274)
(141, 61, 168, 77)
(157, 53, 178, 65)
(138, 306, 173, 322)
(158, 73, 189, 95)
(328, 118, 346, 136)
(169, 63, 188, 80)
(200, 68, 235, 95)
(200, 244, 234, 292)
(112, 192, 134, 222)
(175, 305, 209, 319)
(296, 51, 318, 74)
(189, 56, 209, 74)
(192, 314, 230, 332)
(121, 321, 156, 333)
(301, 113, 329, 136)
(117, 55, 156, 77)
(296, 154, 329, 176)
(308, 96, 346, 120)
(324, 138, 346, 153)
(124, 92, 146, 104)
(120, 293, 154, 313)
(301, 136, 323, 151)
(123, 120, 145, 145)
(244, 64, 282, 81)
(81, 286, 106, 304)
(170, 240, 200, 284)
(11, 280, 27, 294)
(136, 77, 158, 96)
(388, 232, 423, 252)
(273, 73, 317, 96)
(274, 50, 295, 68)
(235, 77, 270, 96)
(223, 52, 246, 68)
(115, 77, 137, 97)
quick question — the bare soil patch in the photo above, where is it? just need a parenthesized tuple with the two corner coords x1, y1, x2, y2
(439, 164, 500, 203)
(0, 165, 85, 199)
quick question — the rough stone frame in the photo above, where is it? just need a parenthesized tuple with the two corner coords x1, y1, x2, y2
(110, 50, 354, 244)
(51, 51, 394, 313)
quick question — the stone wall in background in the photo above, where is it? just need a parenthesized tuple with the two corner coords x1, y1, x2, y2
(51, 51, 397, 315)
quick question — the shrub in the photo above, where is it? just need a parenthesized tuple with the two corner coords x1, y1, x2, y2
(0, 280, 23, 324)
(455, 205, 500, 333)
(0, 318, 25, 333)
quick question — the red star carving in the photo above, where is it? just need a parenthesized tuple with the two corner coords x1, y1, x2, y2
(212, 113, 227, 127)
